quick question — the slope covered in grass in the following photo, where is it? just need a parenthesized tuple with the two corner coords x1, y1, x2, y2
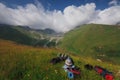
(0, 25, 36, 45)
(0, 39, 120, 80)
(60, 24, 120, 64)
(0, 39, 64, 80)
(0, 24, 56, 47)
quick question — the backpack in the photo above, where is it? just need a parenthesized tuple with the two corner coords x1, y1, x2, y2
(94, 66, 114, 80)
(50, 57, 61, 64)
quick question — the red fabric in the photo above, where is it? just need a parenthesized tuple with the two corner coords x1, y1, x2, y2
(105, 74, 114, 80)
(69, 69, 80, 75)
(96, 67, 103, 74)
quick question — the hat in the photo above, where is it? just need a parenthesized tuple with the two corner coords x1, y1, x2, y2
(65, 58, 73, 66)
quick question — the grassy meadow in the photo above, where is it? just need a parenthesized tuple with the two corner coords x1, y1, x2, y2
(60, 24, 120, 64)
(0, 39, 120, 80)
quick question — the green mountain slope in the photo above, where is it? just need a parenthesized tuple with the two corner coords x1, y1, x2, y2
(60, 24, 120, 64)
(0, 24, 36, 45)
(0, 24, 56, 47)
(0, 39, 120, 80)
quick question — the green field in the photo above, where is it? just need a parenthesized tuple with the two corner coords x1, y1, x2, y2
(0, 39, 120, 80)
(0, 24, 56, 47)
(60, 24, 120, 64)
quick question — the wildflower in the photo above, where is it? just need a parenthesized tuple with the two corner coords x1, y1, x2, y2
(46, 76, 48, 79)
(55, 70, 58, 74)
(27, 73, 30, 77)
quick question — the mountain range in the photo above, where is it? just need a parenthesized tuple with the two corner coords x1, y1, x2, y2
(0, 24, 61, 47)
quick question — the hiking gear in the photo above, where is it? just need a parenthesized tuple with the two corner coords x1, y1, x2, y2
(67, 67, 81, 79)
(50, 53, 69, 64)
(57, 53, 68, 61)
(63, 65, 75, 72)
(94, 66, 107, 77)
(84, 64, 93, 70)
(50, 57, 61, 64)
(68, 68, 80, 75)
(68, 72, 74, 79)
(105, 74, 114, 80)
(94, 66, 114, 80)
(63, 54, 68, 60)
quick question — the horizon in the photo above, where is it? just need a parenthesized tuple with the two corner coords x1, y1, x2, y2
(0, 0, 120, 32)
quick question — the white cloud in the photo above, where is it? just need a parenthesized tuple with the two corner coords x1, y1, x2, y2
(64, 3, 96, 26)
(0, 2, 120, 32)
(109, 0, 120, 6)
(91, 6, 120, 24)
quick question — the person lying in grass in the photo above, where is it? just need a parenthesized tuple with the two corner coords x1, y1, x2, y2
(63, 57, 75, 72)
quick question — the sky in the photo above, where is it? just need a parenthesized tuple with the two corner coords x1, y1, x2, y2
(0, 0, 120, 32)
(0, 0, 113, 10)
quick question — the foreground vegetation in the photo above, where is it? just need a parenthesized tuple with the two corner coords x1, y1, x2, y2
(0, 39, 120, 80)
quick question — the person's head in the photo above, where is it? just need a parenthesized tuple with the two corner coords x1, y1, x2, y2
(65, 57, 73, 66)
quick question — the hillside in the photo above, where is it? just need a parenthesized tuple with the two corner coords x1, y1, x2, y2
(60, 24, 120, 64)
(0, 24, 36, 45)
(0, 24, 57, 47)
(0, 39, 120, 80)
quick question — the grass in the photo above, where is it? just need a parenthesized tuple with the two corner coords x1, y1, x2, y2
(60, 24, 120, 64)
(0, 25, 36, 45)
(0, 39, 68, 80)
(0, 25, 56, 47)
(0, 39, 120, 80)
